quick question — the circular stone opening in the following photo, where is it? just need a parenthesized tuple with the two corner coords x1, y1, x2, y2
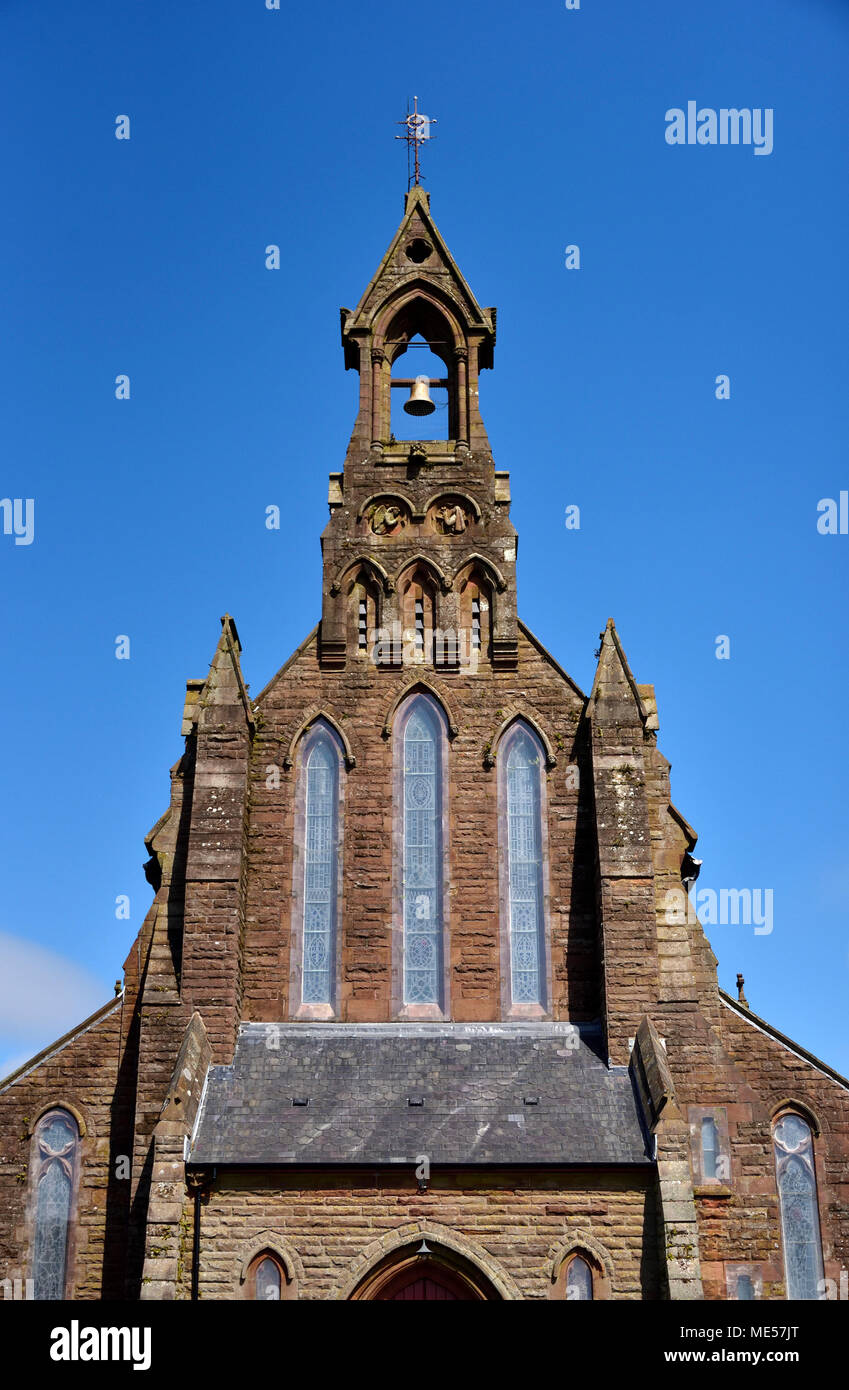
(405, 238, 433, 264)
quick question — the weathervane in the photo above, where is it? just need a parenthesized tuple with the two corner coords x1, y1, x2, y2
(396, 96, 436, 190)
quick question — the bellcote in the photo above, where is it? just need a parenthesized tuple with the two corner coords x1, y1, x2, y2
(319, 189, 518, 672)
(339, 185, 496, 458)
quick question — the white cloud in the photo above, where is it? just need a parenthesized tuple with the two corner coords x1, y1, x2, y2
(0, 931, 110, 1080)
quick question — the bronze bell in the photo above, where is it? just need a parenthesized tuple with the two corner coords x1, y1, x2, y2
(403, 374, 436, 416)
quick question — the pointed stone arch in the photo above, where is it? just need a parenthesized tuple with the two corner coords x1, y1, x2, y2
(237, 1230, 304, 1288)
(374, 283, 467, 364)
(283, 709, 356, 771)
(330, 554, 392, 596)
(372, 283, 473, 444)
(394, 552, 452, 594)
(334, 1222, 520, 1301)
(769, 1096, 822, 1137)
(382, 679, 459, 740)
(28, 1100, 89, 1140)
(548, 1231, 614, 1283)
(548, 1232, 613, 1300)
(483, 709, 557, 770)
(452, 552, 507, 593)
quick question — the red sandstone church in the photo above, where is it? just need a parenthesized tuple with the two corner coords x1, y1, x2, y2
(1, 186, 847, 1302)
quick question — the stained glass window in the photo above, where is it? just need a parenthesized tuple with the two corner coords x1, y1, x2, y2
(302, 729, 339, 1006)
(773, 1113, 824, 1300)
(736, 1274, 754, 1300)
(32, 1110, 79, 1300)
(566, 1255, 593, 1301)
(701, 1115, 719, 1180)
(505, 725, 545, 1006)
(402, 697, 443, 1006)
(255, 1257, 282, 1300)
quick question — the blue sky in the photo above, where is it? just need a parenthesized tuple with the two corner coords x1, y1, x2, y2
(1, 0, 847, 1077)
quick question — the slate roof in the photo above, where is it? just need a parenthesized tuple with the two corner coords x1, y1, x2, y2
(189, 1022, 653, 1168)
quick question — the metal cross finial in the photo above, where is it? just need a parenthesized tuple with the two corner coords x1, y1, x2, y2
(396, 96, 436, 190)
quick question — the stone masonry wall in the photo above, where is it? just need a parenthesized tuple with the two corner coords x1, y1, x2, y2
(242, 626, 597, 1024)
(0, 1000, 128, 1300)
(186, 1169, 660, 1300)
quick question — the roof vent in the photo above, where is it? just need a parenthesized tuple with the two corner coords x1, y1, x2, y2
(407, 1096, 424, 1107)
(292, 1097, 309, 1107)
(523, 1095, 540, 1106)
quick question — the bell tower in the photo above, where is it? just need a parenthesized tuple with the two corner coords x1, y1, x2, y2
(319, 186, 519, 671)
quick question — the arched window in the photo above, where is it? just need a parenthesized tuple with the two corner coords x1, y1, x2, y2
(500, 722, 548, 1011)
(31, 1109, 80, 1300)
(292, 722, 344, 1014)
(398, 694, 447, 1011)
(773, 1113, 824, 1300)
(565, 1255, 594, 1301)
(389, 334, 449, 442)
(255, 1256, 282, 1300)
(551, 1245, 609, 1301)
(347, 569, 380, 661)
(400, 566, 437, 665)
(244, 1250, 296, 1300)
(457, 568, 491, 666)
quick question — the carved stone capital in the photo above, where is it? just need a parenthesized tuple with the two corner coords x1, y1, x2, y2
(329, 580, 342, 597)
(453, 345, 468, 362)
(371, 348, 386, 365)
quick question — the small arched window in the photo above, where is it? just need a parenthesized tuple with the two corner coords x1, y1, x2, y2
(773, 1113, 824, 1300)
(400, 567, 437, 665)
(31, 1109, 80, 1300)
(293, 722, 344, 1014)
(499, 722, 548, 1011)
(398, 694, 447, 1010)
(245, 1250, 295, 1300)
(255, 1257, 282, 1300)
(565, 1255, 594, 1301)
(348, 571, 379, 661)
(458, 570, 491, 666)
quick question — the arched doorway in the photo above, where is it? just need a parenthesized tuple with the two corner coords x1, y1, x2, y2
(377, 1261, 478, 1301)
(350, 1242, 501, 1301)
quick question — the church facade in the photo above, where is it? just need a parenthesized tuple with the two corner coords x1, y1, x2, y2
(1, 187, 847, 1301)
